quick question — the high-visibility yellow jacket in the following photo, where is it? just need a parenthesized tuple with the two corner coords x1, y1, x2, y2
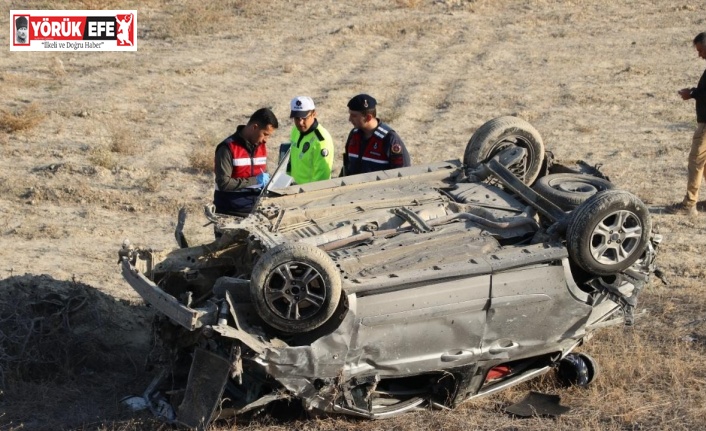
(288, 120, 334, 184)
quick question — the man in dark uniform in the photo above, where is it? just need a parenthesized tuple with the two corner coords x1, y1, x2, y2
(676, 32, 706, 217)
(213, 108, 278, 216)
(342, 94, 411, 176)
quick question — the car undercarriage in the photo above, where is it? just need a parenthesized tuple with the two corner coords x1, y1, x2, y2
(119, 116, 660, 429)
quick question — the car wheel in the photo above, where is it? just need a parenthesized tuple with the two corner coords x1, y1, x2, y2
(557, 353, 598, 387)
(577, 353, 599, 384)
(464, 116, 545, 185)
(566, 190, 651, 276)
(250, 243, 341, 334)
(532, 173, 614, 211)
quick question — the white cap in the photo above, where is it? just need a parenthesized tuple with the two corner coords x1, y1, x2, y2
(290, 96, 315, 118)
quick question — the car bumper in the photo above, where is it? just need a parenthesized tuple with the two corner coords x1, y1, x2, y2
(120, 257, 217, 330)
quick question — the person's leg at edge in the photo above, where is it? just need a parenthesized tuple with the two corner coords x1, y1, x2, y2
(684, 123, 706, 207)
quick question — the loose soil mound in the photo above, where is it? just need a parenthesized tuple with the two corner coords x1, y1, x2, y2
(0, 275, 156, 430)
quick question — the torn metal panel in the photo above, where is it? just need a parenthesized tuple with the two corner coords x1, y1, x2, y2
(177, 348, 231, 430)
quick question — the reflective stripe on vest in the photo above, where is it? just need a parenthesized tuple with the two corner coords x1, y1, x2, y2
(228, 141, 266, 179)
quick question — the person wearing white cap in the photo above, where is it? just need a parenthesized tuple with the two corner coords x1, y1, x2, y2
(287, 96, 334, 184)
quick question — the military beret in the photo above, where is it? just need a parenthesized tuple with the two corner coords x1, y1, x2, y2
(347, 94, 377, 112)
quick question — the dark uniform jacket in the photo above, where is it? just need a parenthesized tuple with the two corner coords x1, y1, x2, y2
(693, 68, 706, 123)
(342, 121, 411, 176)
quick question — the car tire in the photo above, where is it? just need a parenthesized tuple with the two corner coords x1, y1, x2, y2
(532, 173, 615, 211)
(464, 116, 545, 185)
(566, 190, 651, 276)
(577, 353, 599, 384)
(250, 243, 341, 334)
(557, 353, 598, 387)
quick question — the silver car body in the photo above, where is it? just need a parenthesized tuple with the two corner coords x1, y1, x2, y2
(120, 131, 658, 428)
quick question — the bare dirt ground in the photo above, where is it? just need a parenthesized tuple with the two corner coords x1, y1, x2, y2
(1, 0, 706, 430)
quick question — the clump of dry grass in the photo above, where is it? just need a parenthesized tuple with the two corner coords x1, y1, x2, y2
(0, 103, 45, 133)
(89, 146, 118, 170)
(143, 172, 163, 192)
(109, 125, 139, 155)
(188, 147, 213, 174)
(188, 131, 217, 174)
(574, 123, 596, 133)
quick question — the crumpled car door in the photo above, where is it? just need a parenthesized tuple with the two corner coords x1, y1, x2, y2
(348, 274, 491, 375)
(483, 259, 592, 361)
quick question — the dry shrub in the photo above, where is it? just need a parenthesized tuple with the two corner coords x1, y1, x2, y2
(575, 123, 596, 133)
(189, 131, 217, 174)
(89, 146, 118, 170)
(283, 63, 295, 74)
(125, 109, 149, 123)
(0, 103, 45, 133)
(37, 223, 66, 239)
(0, 275, 153, 427)
(188, 146, 213, 174)
(109, 124, 139, 155)
(143, 172, 163, 192)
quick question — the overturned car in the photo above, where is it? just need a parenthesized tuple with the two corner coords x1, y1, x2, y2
(119, 116, 660, 428)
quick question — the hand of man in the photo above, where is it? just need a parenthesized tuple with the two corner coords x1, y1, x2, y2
(256, 172, 271, 187)
(678, 88, 692, 100)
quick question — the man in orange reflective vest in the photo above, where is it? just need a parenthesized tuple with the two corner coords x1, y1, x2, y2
(213, 108, 279, 216)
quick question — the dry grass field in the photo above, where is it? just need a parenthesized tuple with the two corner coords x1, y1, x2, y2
(1, 0, 706, 430)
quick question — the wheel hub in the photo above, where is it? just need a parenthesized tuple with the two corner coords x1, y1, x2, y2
(589, 210, 642, 265)
(264, 261, 327, 321)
